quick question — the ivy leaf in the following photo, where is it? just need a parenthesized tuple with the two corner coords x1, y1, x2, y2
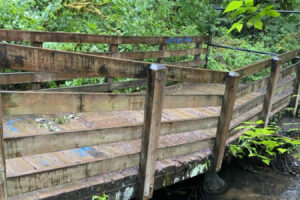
(254, 19, 263, 30)
(223, 1, 243, 13)
(262, 158, 270, 165)
(266, 10, 280, 17)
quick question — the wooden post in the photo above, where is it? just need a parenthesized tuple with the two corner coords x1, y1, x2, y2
(0, 92, 7, 200)
(290, 57, 300, 117)
(138, 64, 167, 200)
(30, 42, 43, 90)
(194, 42, 201, 67)
(157, 44, 167, 64)
(106, 44, 119, 89)
(261, 57, 281, 127)
(213, 71, 240, 173)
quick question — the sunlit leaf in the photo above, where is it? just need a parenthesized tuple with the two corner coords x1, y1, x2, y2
(223, 1, 243, 13)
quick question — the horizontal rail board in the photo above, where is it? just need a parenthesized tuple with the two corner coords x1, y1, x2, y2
(43, 79, 146, 92)
(4, 116, 218, 158)
(172, 60, 206, 67)
(234, 49, 300, 78)
(6, 137, 214, 196)
(0, 29, 209, 45)
(237, 62, 297, 98)
(2, 92, 223, 115)
(0, 72, 99, 85)
(95, 48, 208, 60)
(0, 43, 227, 83)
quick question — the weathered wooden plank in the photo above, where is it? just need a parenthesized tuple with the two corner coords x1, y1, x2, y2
(105, 44, 119, 88)
(43, 79, 146, 92)
(29, 42, 43, 90)
(6, 134, 214, 197)
(157, 44, 167, 64)
(0, 72, 100, 85)
(237, 62, 297, 98)
(290, 59, 300, 116)
(234, 49, 300, 79)
(2, 92, 223, 115)
(0, 29, 209, 45)
(213, 72, 240, 172)
(194, 43, 201, 64)
(138, 64, 166, 200)
(94, 48, 207, 60)
(0, 43, 227, 83)
(4, 115, 218, 159)
(0, 92, 7, 199)
(279, 49, 300, 63)
(261, 57, 281, 127)
(234, 59, 272, 78)
(173, 60, 206, 67)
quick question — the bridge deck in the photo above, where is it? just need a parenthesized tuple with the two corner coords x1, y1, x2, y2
(5, 75, 293, 200)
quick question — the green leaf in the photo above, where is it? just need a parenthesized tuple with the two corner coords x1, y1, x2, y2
(266, 10, 280, 17)
(236, 22, 243, 32)
(223, 1, 243, 13)
(277, 148, 287, 154)
(262, 158, 270, 165)
(254, 19, 263, 30)
(245, 0, 254, 7)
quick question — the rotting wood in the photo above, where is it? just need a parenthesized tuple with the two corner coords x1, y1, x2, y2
(138, 64, 167, 200)
(0, 92, 7, 200)
(0, 29, 209, 45)
(0, 42, 227, 83)
(1, 92, 223, 115)
(290, 58, 300, 116)
(213, 71, 240, 172)
(261, 57, 281, 127)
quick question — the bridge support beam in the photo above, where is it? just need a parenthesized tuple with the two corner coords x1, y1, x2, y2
(261, 57, 281, 127)
(138, 64, 167, 200)
(290, 57, 300, 117)
(213, 71, 240, 173)
(0, 92, 7, 200)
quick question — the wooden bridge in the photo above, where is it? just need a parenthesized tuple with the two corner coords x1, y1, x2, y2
(0, 29, 299, 200)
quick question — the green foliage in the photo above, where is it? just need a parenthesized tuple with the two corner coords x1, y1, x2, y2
(224, 0, 281, 33)
(230, 120, 300, 165)
(92, 194, 108, 200)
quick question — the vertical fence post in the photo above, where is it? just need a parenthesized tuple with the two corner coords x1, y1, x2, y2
(30, 42, 43, 90)
(0, 92, 7, 200)
(194, 42, 201, 66)
(157, 44, 167, 64)
(261, 57, 281, 127)
(138, 64, 167, 200)
(213, 71, 240, 173)
(290, 57, 300, 117)
(106, 44, 119, 90)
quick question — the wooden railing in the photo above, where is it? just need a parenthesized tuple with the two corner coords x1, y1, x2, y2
(0, 30, 299, 200)
(0, 29, 209, 91)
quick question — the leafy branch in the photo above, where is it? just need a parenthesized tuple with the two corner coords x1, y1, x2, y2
(224, 0, 280, 33)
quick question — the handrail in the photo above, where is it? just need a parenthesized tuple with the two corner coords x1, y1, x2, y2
(0, 42, 227, 83)
(0, 29, 208, 45)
